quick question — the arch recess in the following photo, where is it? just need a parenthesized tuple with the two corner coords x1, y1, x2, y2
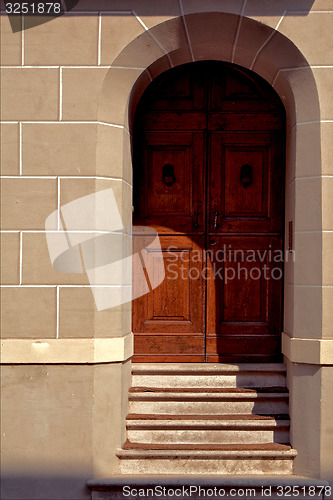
(96, 11, 322, 332)
(95, 11, 324, 477)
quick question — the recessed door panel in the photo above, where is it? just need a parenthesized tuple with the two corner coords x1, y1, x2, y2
(210, 64, 280, 112)
(147, 148, 190, 215)
(205, 336, 281, 363)
(149, 64, 206, 111)
(224, 148, 266, 216)
(206, 237, 283, 334)
(210, 133, 284, 234)
(136, 132, 205, 234)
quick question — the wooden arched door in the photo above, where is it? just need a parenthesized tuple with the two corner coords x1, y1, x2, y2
(132, 62, 285, 363)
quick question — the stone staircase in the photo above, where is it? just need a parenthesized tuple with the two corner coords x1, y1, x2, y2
(116, 363, 297, 475)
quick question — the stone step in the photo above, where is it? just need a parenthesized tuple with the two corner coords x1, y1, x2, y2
(117, 443, 297, 475)
(129, 386, 287, 393)
(128, 388, 289, 415)
(126, 415, 290, 444)
(126, 413, 290, 420)
(121, 364, 293, 477)
(87, 476, 330, 500)
(132, 363, 287, 389)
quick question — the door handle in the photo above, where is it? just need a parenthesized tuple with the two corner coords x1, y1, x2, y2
(194, 211, 199, 230)
(213, 211, 219, 231)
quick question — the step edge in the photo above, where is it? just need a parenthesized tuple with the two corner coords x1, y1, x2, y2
(132, 363, 287, 374)
(116, 449, 298, 459)
(126, 414, 290, 420)
(129, 394, 290, 401)
(87, 475, 328, 489)
(126, 421, 291, 430)
(129, 388, 289, 393)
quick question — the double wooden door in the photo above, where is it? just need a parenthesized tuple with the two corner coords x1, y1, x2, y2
(132, 62, 285, 362)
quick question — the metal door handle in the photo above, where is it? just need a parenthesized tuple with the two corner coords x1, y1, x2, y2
(194, 211, 199, 229)
(213, 211, 219, 230)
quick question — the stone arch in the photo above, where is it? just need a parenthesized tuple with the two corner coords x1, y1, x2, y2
(97, 10, 322, 331)
(95, 12, 324, 477)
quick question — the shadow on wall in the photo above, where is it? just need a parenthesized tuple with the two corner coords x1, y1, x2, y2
(1, 474, 90, 500)
(6, 0, 315, 33)
(64, 1, 316, 16)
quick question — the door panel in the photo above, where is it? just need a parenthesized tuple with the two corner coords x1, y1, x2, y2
(209, 133, 284, 234)
(205, 336, 281, 363)
(208, 113, 283, 131)
(210, 64, 281, 112)
(206, 236, 283, 361)
(134, 336, 205, 363)
(149, 64, 206, 111)
(142, 112, 206, 131)
(136, 132, 205, 234)
(132, 235, 205, 362)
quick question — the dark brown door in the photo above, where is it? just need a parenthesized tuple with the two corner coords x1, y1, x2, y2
(132, 62, 285, 363)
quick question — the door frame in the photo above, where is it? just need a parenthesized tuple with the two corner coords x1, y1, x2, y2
(94, 10, 328, 479)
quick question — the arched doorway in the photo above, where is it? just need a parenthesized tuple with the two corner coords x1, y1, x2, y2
(132, 61, 285, 363)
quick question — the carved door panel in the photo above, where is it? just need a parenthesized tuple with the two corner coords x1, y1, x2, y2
(133, 235, 205, 362)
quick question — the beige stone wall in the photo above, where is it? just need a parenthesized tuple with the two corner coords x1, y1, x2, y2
(1, 7, 136, 496)
(286, 360, 333, 481)
(3, 3, 331, 351)
(0, 11, 134, 341)
(1, 0, 333, 495)
(1, 361, 131, 498)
